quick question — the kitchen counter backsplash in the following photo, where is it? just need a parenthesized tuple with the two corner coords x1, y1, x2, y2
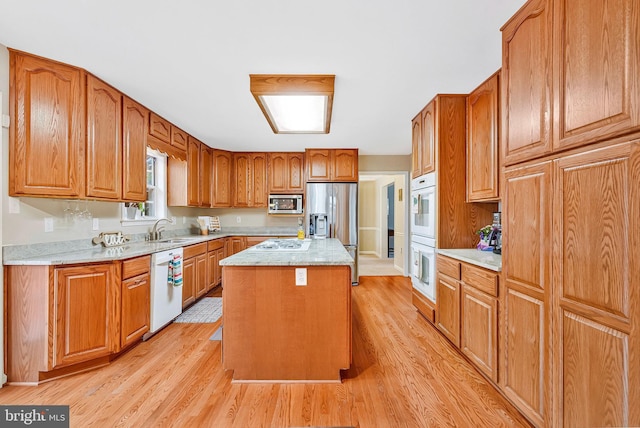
(2, 227, 298, 266)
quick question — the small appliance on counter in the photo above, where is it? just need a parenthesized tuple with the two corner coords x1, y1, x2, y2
(491, 211, 502, 255)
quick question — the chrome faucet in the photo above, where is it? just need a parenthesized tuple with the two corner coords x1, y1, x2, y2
(149, 218, 172, 241)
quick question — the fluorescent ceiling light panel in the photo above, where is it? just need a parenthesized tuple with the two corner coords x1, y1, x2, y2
(250, 74, 335, 134)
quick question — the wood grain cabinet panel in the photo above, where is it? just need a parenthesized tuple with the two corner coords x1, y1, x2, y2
(233, 152, 267, 207)
(52, 264, 120, 368)
(436, 273, 460, 347)
(182, 256, 196, 309)
(86, 75, 122, 200)
(149, 112, 171, 143)
(306, 149, 331, 181)
(501, 161, 552, 428)
(553, 141, 639, 427)
(187, 136, 201, 206)
(171, 127, 188, 151)
(9, 50, 85, 198)
(332, 149, 359, 182)
(268, 152, 304, 193)
(411, 113, 422, 178)
(467, 71, 500, 201)
(233, 153, 251, 207)
(122, 97, 148, 201)
(501, 0, 552, 165)
(553, 0, 640, 150)
(251, 153, 268, 207)
(287, 153, 304, 192)
(212, 149, 233, 207)
(306, 149, 358, 182)
(195, 253, 208, 299)
(502, 287, 546, 423)
(420, 102, 436, 175)
(268, 152, 288, 193)
(461, 284, 498, 382)
(200, 144, 212, 207)
(121, 272, 150, 348)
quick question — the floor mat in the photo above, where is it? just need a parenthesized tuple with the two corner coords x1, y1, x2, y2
(174, 297, 222, 323)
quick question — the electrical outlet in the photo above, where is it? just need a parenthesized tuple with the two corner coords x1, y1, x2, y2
(92, 218, 100, 230)
(1, 114, 9, 129)
(171, 216, 177, 225)
(236, 216, 241, 223)
(44, 217, 54, 232)
(8, 197, 20, 214)
(182, 216, 186, 224)
(295, 268, 307, 286)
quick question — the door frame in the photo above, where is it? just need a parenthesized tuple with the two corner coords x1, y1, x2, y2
(359, 171, 410, 276)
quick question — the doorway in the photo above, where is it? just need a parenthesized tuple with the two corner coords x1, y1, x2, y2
(357, 172, 409, 277)
(386, 183, 394, 258)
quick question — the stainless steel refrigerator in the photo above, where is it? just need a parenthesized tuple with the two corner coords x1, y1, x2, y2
(305, 182, 358, 285)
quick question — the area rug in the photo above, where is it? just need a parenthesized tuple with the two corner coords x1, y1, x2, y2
(174, 297, 222, 323)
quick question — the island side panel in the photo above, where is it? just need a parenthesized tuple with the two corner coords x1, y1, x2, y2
(222, 265, 351, 381)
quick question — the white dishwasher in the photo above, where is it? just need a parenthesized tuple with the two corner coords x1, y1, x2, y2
(145, 247, 184, 340)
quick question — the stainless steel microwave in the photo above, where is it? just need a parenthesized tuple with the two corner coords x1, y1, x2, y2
(268, 194, 303, 214)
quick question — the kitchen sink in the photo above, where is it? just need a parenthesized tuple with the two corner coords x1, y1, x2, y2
(154, 238, 197, 244)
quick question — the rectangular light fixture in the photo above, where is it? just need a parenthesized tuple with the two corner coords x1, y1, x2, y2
(250, 74, 335, 134)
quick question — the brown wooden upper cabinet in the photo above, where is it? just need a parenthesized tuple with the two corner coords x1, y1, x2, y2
(9, 50, 86, 198)
(212, 149, 233, 208)
(552, 0, 640, 150)
(267, 152, 305, 193)
(501, 0, 552, 166)
(171, 127, 188, 152)
(10, 51, 148, 202)
(411, 103, 436, 178)
(466, 70, 500, 202)
(121, 97, 149, 201)
(233, 152, 268, 207)
(149, 112, 171, 143)
(86, 75, 123, 200)
(86, 75, 148, 202)
(168, 137, 213, 207)
(305, 149, 358, 182)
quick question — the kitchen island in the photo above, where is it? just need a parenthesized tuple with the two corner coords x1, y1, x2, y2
(219, 238, 354, 382)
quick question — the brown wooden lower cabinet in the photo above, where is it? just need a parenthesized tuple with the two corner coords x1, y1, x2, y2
(207, 239, 225, 291)
(436, 255, 499, 383)
(182, 242, 207, 308)
(436, 274, 461, 347)
(5, 262, 123, 384)
(223, 265, 351, 381)
(461, 283, 498, 382)
(121, 255, 151, 348)
(53, 264, 121, 368)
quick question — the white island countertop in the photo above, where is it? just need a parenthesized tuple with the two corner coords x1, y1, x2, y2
(220, 238, 354, 267)
(437, 248, 502, 272)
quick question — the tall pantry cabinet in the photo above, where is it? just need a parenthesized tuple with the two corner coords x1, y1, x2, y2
(500, 0, 640, 427)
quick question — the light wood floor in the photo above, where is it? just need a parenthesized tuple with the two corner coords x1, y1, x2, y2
(0, 277, 531, 427)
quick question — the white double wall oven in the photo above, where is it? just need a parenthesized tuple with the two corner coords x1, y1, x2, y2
(410, 173, 436, 303)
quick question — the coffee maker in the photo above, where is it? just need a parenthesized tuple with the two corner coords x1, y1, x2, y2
(490, 212, 502, 255)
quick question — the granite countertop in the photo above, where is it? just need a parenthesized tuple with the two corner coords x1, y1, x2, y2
(437, 248, 502, 272)
(2, 227, 298, 266)
(220, 238, 354, 267)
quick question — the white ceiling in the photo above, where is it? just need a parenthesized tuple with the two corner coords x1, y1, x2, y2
(0, 0, 525, 155)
